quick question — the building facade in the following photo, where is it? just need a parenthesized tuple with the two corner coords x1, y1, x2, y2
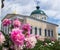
(1, 6, 58, 40)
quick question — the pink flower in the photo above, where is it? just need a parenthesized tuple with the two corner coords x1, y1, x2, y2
(35, 35, 40, 39)
(22, 23, 31, 31)
(50, 37, 56, 41)
(35, 35, 44, 41)
(10, 28, 25, 46)
(13, 19, 21, 28)
(25, 35, 37, 48)
(0, 32, 5, 45)
(2, 18, 11, 26)
(25, 31, 30, 37)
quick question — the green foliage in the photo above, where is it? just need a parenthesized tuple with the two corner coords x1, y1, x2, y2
(31, 40, 44, 50)
(0, 46, 2, 50)
(44, 38, 51, 43)
(30, 39, 60, 50)
(0, 30, 60, 50)
(0, 30, 13, 50)
(52, 41, 60, 50)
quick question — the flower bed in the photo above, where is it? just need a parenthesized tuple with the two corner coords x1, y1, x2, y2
(0, 18, 60, 50)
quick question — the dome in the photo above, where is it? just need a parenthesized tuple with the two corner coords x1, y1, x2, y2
(31, 6, 46, 15)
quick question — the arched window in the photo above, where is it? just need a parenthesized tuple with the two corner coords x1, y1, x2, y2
(35, 27, 37, 35)
(48, 30, 50, 37)
(39, 28, 41, 35)
(45, 29, 47, 36)
(30, 26, 32, 34)
(51, 30, 53, 37)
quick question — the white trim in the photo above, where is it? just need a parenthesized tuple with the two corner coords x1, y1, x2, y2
(37, 28, 39, 35)
(32, 27, 35, 35)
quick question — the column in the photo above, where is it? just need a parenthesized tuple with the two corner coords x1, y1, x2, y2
(50, 30, 51, 37)
(46, 29, 49, 37)
(37, 28, 39, 35)
(32, 27, 35, 35)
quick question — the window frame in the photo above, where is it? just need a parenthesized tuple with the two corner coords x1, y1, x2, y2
(35, 27, 37, 35)
(39, 28, 41, 35)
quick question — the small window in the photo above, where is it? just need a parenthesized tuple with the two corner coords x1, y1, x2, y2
(36, 15, 39, 19)
(45, 29, 47, 36)
(39, 28, 41, 35)
(44, 17, 46, 20)
(48, 30, 50, 37)
(42, 16, 44, 20)
(35, 27, 37, 35)
(42, 17, 44, 19)
(38, 15, 40, 19)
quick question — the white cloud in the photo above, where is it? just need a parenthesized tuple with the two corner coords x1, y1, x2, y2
(40, 0, 60, 20)
(1, 0, 36, 17)
(1, 0, 60, 19)
(0, 0, 60, 32)
(45, 10, 58, 17)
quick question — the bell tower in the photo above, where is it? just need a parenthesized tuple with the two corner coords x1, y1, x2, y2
(30, 0, 48, 21)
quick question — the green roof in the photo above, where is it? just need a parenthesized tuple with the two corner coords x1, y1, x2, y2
(31, 6, 46, 15)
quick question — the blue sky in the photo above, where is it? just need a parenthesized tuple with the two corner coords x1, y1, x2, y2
(0, 0, 60, 33)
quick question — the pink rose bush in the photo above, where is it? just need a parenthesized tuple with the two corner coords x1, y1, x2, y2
(13, 19, 21, 28)
(25, 31, 30, 37)
(22, 23, 31, 37)
(22, 23, 31, 31)
(2, 18, 11, 26)
(0, 32, 5, 46)
(2, 18, 38, 50)
(50, 37, 56, 41)
(2, 18, 60, 50)
(10, 23, 37, 49)
(25, 35, 37, 49)
(35, 35, 44, 41)
(10, 28, 25, 46)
